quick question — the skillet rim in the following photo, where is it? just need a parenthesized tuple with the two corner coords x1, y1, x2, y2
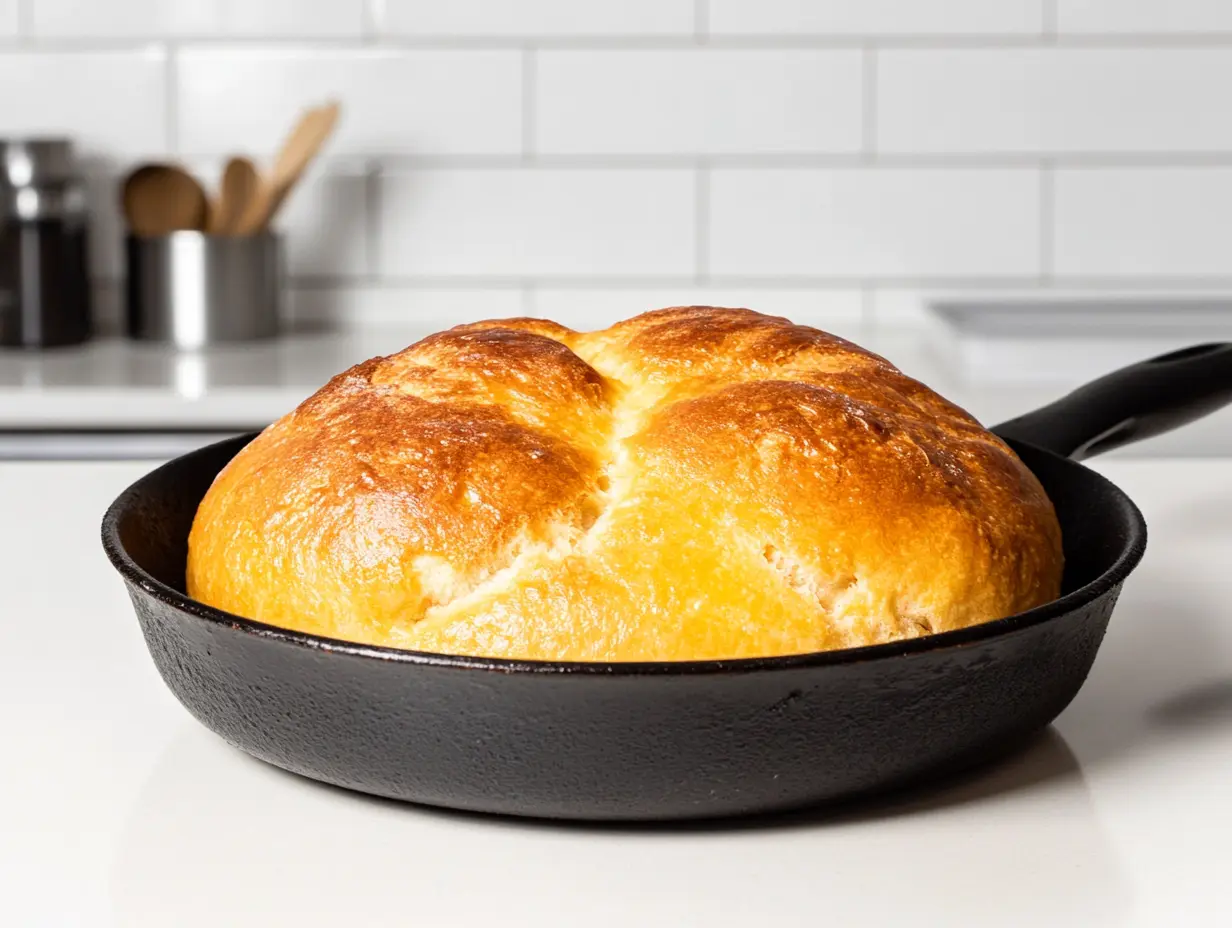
(101, 434, 1147, 677)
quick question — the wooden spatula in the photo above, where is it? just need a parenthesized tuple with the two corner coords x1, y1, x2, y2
(207, 157, 260, 235)
(122, 164, 209, 237)
(235, 101, 341, 234)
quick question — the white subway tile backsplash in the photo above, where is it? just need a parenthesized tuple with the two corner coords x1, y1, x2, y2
(377, 169, 695, 277)
(273, 171, 369, 279)
(708, 0, 1042, 36)
(9, 2, 1232, 344)
(536, 50, 861, 156)
(176, 49, 521, 156)
(0, 50, 167, 157)
(288, 287, 524, 327)
(377, 0, 693, 37)
(528, 287, 864, 336)
(879, 49, 1232, 155)
(30, 0, 363, 37)
(1054, 168, 1232, 277)
(709, 168, 1040, 277)
(1058, 1, 1232, 34)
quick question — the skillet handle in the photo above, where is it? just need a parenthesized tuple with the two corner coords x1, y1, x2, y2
(992, 342, 1232, 461)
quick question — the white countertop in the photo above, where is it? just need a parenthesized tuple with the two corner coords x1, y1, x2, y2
(1, 458, 1230, 927)
(1, 330, 1231, 457)
(0, 330, 427, 430)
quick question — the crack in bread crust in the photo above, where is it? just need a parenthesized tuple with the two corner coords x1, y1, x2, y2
(411, 342, 667, 626)
(186, 306, 1064, 661)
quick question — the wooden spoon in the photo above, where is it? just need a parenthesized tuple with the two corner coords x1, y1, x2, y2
(207, 156, 260, 235)
(122, 164, 209, 237)
(235, 101, 341, 235)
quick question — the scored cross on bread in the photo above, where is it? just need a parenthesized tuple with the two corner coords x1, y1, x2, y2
(187, 306, 1062, 661)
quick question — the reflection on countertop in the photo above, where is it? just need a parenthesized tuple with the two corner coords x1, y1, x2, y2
(0, 328, 432, 428)
(110, 729, 1127, 928)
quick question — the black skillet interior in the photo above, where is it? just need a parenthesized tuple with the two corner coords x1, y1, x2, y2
(103, 342, 1232, 820)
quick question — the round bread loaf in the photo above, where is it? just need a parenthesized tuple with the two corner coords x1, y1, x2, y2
(187, 307, 1063, 661)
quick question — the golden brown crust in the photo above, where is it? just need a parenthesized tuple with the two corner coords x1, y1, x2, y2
(187, 306, 1063, 660)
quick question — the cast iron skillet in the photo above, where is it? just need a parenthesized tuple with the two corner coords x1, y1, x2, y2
(103, 344, 1232, 821)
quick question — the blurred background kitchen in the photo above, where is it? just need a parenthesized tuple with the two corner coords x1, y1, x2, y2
(1, 0, 1231, 457)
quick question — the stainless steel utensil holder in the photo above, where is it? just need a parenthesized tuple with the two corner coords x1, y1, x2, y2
(126, 232, 281, 349)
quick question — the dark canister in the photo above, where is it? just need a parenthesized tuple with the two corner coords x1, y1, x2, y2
(0, 139, 92, 348)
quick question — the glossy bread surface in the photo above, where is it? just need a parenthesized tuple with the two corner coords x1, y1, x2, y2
(187, 307, 1062, 660)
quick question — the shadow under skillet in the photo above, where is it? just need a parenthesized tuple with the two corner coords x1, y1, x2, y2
(113, 724, 1128, 928)
(248, 726, 1082, 834)
(1057, 592, 1231, 767)
(1151, 678, 1232, 730)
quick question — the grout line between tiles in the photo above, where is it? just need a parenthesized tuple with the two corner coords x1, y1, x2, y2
(862, 46, 877, 160)
(363, 0, 383, 43)
(695, 0, 709, 44)
(12, 34, 1232, 51)
(349, 33, 1232, 49)
(364, 164, 383, 279)
(695, 163, 710, 282)
(521, 48, 537, 159)
(107, 273, 1232, 294)
(860, 285, 876, 341)
(15, 0, 29, 42)
(343, 152, 1232, 171)
(1039, 161, 1054, 280)
(1042, 0, 1058, 40)
(279, 275, 1232, 290)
